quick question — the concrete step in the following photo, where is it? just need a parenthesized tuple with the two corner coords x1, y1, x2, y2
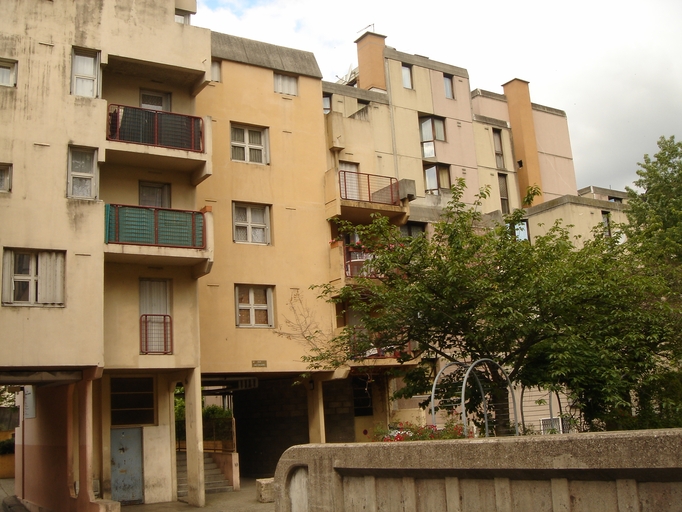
(176, 451, 232, 497)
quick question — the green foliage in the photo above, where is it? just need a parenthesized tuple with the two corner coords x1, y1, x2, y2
(202, 405, 233, 419)
(626, 136, 682, 264)
(0, 437, 14, 455)
(310, 179, 682, 431)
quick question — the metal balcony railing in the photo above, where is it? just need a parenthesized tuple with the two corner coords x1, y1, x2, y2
(339, 171, 400, 206)
(107, 104, 203, 152)
(140, 314, 172, 354)
(105, 204, 205, 249)
(345, 247, 376, 278)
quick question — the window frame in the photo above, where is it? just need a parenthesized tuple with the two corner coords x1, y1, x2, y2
(139, 181, 171, 208)
(2, 249, 65, 306)
(498, 173, 510, 214)
(235, 285, 274, 328)
(602, 211, 612, 237)
(110, 376, 157, 426)
(420, 117, 446, 158)
(443, 73, 454, 99)
(140, 89, 171, 111)
(230, 124, 269, 164)
(174, 9, 190, 24)
(424, 164, 451, 195)
(401, 64, 413, 89)
(273, 73, 298, 96)
(71, 48, 100, 98)
(67, 146, 98, 200)
(211, 61, 221, 82)
(0, 163, 11, 192)
(233, 202, 271, 245)
(0, 59, 17, 88)
(493, 128, 505, 169)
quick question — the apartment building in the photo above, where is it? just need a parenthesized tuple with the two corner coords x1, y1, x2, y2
(0, 0, 629, 502)
(0, 0, 212, 509)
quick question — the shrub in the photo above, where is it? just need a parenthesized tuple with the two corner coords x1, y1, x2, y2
(372, 420, 468, 442)
(0, 437, 14, 455)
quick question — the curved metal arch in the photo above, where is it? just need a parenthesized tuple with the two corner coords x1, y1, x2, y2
(461, 358, 519, 437)
(429, 361, 489, 436)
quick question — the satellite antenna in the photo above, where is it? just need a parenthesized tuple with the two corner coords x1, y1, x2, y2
(357, 24, 375, 34)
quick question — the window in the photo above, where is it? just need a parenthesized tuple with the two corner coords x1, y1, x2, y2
(322, 95, 331, 114)
(498, 173, 510, 214)
(353, 377, 373, 417)
(274, 73, 298, 96)
(514, 220, 529, 241)
(139, 181, 170, 208)
(71, 49, 100, 98)
(2, 249, 65, 306)
(211, 61, 221, 82)
(111, 377, 156, 426)
(0, 59, 17, 87)
(140, 90, 170, 111)
(602, 211, 611, 237)
(68, 147, 98, 199)
(140, 279, 172, 354)
(401, 64, 413, 89)
(0, 164, 11, 192)
(400, 222, 426, 238)
(231, 125, 267, 164)
(444, 74, 454, 99)
(424, 164, 451, 194)
(175, 9, 190, 24)
(235, 285, 274, 327)
(608, 196, 623, 203)
(233, 203, 270, 244)
(493, 128, 505, 169)
(420, 117, 445, 158)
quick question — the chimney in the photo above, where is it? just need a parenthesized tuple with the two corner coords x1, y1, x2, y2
(355, 32, 387, 92)
(502, 79, 544, 205)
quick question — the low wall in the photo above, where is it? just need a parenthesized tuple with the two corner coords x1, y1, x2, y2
(274, 429, 682, 512)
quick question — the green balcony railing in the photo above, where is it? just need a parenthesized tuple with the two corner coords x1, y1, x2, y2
(105, 204, 205, 249)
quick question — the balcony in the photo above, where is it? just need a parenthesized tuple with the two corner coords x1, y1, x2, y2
(340, 171, 399, 206)
(140, 314, 172, 354)
(326, 170, 413, 224)
(104, 105, 211, 183)
(345, 246, 376, 278)
(108, 104, 203, 152)
(104, 204, 214, 277)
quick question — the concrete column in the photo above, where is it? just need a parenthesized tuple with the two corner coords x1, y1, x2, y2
(616, 479, 641, 512)
(77, 367, 102, 511)
(551, 478, 570, 512)
(445, 477, 461, 512)
(494, 478, 512, 512)
(307, 380, 326, 444)
(184, 367, 205, 506)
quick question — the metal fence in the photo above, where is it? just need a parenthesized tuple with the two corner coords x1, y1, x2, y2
(107, 104, 203, 152)
(105, 204, 205, 249)
(339, 171, 400, 205)
(140, 314, 172, 354)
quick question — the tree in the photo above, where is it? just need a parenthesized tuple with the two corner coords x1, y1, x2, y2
(308, 180, 682, 431)
(626, 135, 682, 264)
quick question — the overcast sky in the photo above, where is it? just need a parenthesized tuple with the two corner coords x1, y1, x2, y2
(193, 0, 682, 192)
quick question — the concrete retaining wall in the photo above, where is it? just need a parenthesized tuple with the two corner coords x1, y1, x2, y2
(274, 429, 682, 512)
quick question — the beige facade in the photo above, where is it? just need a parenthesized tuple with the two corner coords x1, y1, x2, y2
(0, 0, 211, 509)
(1, 1, 632, 502)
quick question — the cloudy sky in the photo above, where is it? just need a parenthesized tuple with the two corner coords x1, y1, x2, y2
(193, 0, 682, 192)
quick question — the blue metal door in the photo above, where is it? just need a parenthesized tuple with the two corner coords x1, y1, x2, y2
(111, 428, 144, 504)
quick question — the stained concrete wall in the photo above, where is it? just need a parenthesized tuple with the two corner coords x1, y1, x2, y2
(274, 429, 682, 512)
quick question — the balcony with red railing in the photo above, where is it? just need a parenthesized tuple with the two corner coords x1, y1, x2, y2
(108, 104, 203, 152)
(326, 169, 412, 224)
(345, 245, 376, 278)
(104, 204, 214, 277)
(140, 314, 172, 354)
(104, 105, 211, 181)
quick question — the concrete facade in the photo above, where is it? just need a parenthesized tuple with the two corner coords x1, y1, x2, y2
(1, 0, 211, 509)
(275, 429, 682, 512)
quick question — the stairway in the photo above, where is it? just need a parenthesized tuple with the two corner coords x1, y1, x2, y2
(176, 451, 233, 498)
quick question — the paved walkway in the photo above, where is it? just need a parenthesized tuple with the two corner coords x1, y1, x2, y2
(0, 479, 275, 512)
